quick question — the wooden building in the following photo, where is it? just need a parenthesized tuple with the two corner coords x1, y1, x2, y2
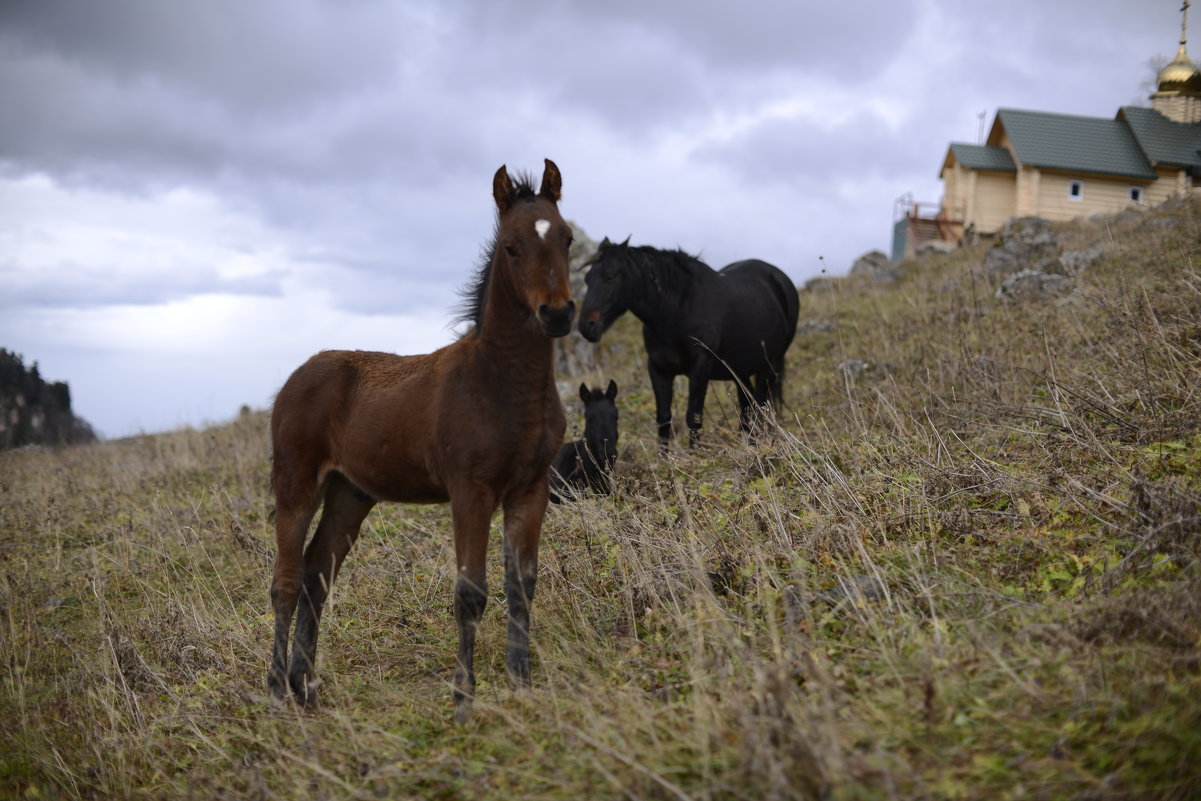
(893, 3, 1201, 260)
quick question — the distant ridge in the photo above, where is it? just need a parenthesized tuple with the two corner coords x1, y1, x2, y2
(0, 349, 96, 449)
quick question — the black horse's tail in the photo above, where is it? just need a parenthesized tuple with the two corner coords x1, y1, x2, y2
(768, 266, 800, 348)
(763, 265, 800, 410)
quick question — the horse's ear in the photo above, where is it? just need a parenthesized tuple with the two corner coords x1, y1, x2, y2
(606, 380, 618, 400)
(579, 383, 589, 403)
(540, 159, 562, 203)
(493, 164, 515, 213)
(620, 235, 631, 248)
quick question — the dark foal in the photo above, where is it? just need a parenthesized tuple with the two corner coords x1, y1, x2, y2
(578, 238, 798, 448)
(549, 380, 619, 504)
(268, 159, 575, 723)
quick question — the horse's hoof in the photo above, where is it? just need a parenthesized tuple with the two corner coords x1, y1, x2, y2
(505, 654, 531, 687)
(289, 672, 320, 708)
(453, 697, 474, 724)
(267, 671, 289, 700)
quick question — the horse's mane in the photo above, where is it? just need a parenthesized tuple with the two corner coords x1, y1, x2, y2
(454, 172, 541, 331)
(622, 245, 711, 294)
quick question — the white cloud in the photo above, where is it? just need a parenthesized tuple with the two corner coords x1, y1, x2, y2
(4, 291, 455, 437)
(0, 175, 288, 309)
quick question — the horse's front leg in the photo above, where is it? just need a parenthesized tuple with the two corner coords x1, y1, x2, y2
(501, 477, 549, 686)
(648, 361, 675, 449)
(449, 486, 497, 724)
(685, 362, 712, 448)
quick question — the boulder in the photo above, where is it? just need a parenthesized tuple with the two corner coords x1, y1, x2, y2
(994, 269, 1075, 304)
(567, 220, 598, 294)
(849, 250, 890, 276)
(984, 216, 1063, 280)
(849, 249, 900, 284)
(1055, 245, 1107, 276)
(556, 221, 601, 376)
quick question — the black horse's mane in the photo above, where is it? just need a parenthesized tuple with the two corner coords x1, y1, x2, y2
(454, 172, 541, 331)
(614, 244, 711, 294)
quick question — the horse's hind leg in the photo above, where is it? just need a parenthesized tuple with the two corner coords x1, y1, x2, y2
(502, 478, 549, 688)
(735, 375, 757, 436)
(751, 372, 769, 406)
(289, 473, 375, 706)
(750, 359, 785, 431)
(762, 349, 786, 412)
(269, 470, 322, 701)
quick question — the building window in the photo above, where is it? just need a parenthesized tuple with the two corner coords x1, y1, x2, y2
(1129, 186, 1143, 204)
(1068, 180, 1084, 201)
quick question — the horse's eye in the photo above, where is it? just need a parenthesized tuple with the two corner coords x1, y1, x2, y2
(504, 244, 518, 258)
(604, 269, 619, 285)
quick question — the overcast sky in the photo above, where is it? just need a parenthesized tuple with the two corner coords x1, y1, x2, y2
(0, 0, 1183, 438)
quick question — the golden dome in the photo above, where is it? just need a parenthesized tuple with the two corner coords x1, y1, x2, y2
(1157, 44, 1201, 93)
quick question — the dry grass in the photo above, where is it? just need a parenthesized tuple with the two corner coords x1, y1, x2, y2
(2, 199, 1200, 800)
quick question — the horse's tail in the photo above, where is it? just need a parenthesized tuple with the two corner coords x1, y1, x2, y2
(768, 266, 800, 347)
(761, 264, 799, 411)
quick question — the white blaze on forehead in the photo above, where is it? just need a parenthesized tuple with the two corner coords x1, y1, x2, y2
(534, 219, 550, 239)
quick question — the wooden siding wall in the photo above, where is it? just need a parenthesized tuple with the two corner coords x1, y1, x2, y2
(942, 165, 960, 218)
(1146, 169, 1181, 205)
(1035, 172, 1150, 220)
(1147, 168, 1198, 203)
(973, 172, 1016, 232)
(955, 167, 1191, 233)
(1015, 166, 1038, 217)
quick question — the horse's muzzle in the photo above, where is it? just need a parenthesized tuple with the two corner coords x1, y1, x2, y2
(538, 300, 575, 338)
(578, 315, 603, 343)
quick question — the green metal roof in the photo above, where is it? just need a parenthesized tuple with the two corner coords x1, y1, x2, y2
(1118, 105, 1201, 170)
(992, 108, 1158, 180)
(947, 143, 1016, 172)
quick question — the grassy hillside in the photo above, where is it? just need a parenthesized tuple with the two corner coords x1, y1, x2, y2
(2, 198, 1199, 800)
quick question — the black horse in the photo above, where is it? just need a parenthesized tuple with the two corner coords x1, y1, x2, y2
(578, 239, 798, 447)
(549, 380, 619, 503)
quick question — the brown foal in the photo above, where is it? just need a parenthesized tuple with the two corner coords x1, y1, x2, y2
(267, 159, 575, 722)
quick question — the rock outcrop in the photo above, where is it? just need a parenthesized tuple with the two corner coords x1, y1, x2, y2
(982, 215, 1110, 305)
(0, 349, 96, 449)
(994, 269, 1077, 305)
(849, 250, 900, 284)
(556, 220, 602, 377)
(983, 217, 1063, 280)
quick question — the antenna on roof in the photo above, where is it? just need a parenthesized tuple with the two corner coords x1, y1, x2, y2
(977, 110, 986, 144)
